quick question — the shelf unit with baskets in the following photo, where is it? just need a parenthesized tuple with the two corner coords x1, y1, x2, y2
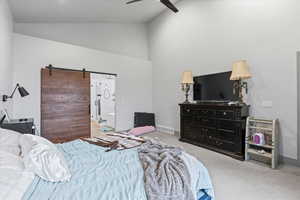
(245, 117, 278, 169)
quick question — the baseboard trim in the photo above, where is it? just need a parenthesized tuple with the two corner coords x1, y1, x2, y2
(156, 125, 175, 135)
(279, 156, 300, 167)
(174, 130, 180, 137)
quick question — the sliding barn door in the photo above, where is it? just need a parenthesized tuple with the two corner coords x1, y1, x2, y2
(41, 68, 90, 143)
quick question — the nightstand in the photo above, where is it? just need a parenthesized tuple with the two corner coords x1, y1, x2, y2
(0, 118, 35, 134)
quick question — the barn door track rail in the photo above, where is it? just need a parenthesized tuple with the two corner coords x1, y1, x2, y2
(45, 64, 117, 77)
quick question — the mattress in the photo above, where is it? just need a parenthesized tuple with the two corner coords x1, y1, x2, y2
(22, 139, 214, 200)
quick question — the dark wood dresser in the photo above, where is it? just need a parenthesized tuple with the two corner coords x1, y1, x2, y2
(179, 103, 249, 160)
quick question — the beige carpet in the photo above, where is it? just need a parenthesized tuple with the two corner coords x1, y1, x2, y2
(148, 132, 300, 200)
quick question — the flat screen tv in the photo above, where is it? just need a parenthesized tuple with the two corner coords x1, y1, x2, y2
(193, 71, 237, 102)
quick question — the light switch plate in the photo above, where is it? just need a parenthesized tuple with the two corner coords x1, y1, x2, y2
(262, 101, 273, 108)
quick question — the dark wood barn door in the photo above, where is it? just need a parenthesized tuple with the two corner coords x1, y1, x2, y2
(41, 68, 91, 143)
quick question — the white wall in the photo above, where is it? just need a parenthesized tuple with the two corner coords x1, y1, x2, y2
(14, 23, 149, 60)
(0, 0, 13, 113)
(12, 33, 152, 133)
(148, 0, 300, 159)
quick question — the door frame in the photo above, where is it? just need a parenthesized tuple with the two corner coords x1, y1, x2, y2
(90, 73, 117, 132)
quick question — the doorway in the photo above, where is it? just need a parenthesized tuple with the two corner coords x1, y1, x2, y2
(90, 73, 116, 137)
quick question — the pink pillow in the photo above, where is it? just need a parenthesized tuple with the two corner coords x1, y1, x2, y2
(128, 126, 155, 136)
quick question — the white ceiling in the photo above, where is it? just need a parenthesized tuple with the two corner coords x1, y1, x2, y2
(9, 0, 181, 23)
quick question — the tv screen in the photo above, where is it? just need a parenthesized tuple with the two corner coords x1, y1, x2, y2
(193, 71, 237, 101)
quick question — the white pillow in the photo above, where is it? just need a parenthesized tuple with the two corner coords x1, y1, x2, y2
(19, 134, 37, 158)
(0, 151, 24, 171)
(23, 135, 71, 182)
(0, 128, 21, 156)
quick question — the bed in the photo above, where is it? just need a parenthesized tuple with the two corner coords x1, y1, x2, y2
(0, 129, 214, 200)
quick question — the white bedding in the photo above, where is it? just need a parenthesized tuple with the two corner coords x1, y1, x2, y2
(0, 168, 35, 200)
(22, 135, 71, 182)
(0, 130, 35, 200)
(0, 128, 21, 156)
(0, 130, 213, 200)
(22, 140, 214, 200)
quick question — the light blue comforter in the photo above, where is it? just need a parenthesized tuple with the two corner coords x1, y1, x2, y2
(23, 140, 214, 200)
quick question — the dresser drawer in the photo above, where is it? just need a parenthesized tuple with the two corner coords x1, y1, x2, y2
(207, 136, 235, 152)
(205, 128, 235, 142)
(197, 109, 215, 117)
(215, 129, 235, 141)
(202, 127, 216, 135)
(217, 120, 236, 131)
(181, 128, 197, 140)
(181, 107, 193, 115)
(196, 128, 207, 143)
(216, 110, 234, 120)
(182, 126, 206, 142)
(197, 117, 216, 128)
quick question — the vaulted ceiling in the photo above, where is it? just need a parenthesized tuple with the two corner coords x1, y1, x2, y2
(9, 0, 180, 23)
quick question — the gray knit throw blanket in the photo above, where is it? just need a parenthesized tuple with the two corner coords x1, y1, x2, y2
(137, 139, 194, 200)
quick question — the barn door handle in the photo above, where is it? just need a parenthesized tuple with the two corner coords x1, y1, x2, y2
(88, 104, 90, 114)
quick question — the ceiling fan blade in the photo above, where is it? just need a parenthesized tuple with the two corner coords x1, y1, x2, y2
(126, 0, 143, 4)
(160, 0, 179, 13)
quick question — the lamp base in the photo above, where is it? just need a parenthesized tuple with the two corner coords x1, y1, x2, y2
(233, 80, 248, 104)
(183, 100, 191, 104)
(182, 84, 191, 104)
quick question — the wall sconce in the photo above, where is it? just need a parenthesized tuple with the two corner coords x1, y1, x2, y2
(2, 83, 30, 102)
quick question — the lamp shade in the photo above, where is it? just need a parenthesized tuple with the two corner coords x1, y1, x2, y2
(181, 71, 194, 84)
(18, 86, 29, 97)
(230, 60, 252, 80)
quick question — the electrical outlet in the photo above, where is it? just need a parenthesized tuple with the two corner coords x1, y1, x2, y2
(262, 101, 273, 108)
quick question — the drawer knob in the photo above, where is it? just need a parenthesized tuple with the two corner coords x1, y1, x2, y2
(223, 112, 227, 115)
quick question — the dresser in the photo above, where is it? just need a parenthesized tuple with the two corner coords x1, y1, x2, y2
(179, 103, 249, 160)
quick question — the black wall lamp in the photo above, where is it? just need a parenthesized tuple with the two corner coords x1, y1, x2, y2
(2, 83, 30, 102)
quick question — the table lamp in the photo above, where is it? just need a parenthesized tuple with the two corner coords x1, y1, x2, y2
(181, 71, 194, 103)
(230, 60, 252, 103)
